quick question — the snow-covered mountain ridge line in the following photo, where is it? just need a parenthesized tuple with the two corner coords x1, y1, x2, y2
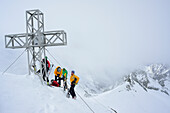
(124, 64, 170, 95)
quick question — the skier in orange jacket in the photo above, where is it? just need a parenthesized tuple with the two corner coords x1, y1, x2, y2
(54, 66, 62, 87)
(68, 70, 79, 99)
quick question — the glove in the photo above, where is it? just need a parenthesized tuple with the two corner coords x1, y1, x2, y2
(64, 78, 67, 81)
(71, 81, 75, 85)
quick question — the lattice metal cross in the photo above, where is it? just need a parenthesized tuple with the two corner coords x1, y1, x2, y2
(5, 9, 67, 78)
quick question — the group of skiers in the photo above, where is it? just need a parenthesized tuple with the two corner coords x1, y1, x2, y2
(37, 56, 79, 99)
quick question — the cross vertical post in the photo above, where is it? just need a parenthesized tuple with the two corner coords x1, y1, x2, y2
(26, 9, 45, 76)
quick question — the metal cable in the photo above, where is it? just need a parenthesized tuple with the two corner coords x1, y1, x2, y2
(78, 85, 117, 113)
(66, 81, 95, 113)
(2, 49, 26, 75)
(76, 91, 95, 113)
(45, 48, 62, 66)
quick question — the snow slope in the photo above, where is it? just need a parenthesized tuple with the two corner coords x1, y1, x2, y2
(0, 73, 110, 113)
(97, 82, 170, 113)
(1, 71, 170, 113)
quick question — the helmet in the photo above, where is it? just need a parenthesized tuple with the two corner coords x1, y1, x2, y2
(57, 67, 61, 72)
(63, 68, 66, 71)
(71, 70, 75, 74)
(45, 56, 47, 59)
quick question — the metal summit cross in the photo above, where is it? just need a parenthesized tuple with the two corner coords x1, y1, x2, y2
(5, 9, 67, 77)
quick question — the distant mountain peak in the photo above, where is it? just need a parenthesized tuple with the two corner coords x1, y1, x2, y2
(124, 64, 170, 95)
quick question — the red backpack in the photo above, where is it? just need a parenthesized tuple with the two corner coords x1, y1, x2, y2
(52, 80, 59, 87)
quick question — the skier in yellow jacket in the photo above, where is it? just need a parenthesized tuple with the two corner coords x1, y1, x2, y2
(54, 66, 62, 87)
(68, 70, 79, 99)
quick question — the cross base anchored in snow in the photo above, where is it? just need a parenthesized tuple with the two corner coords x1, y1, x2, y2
(5, 9, 67, 77)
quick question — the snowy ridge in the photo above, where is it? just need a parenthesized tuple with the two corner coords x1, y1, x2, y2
(124, 64, 170, 95)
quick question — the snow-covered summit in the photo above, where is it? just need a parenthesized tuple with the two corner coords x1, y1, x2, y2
(124, 64, 170, 95)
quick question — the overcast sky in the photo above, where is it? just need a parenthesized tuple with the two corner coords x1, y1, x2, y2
(1, 0, 170, 83)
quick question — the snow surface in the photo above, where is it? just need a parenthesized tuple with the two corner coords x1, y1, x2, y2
(1, 72, 170, 113)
